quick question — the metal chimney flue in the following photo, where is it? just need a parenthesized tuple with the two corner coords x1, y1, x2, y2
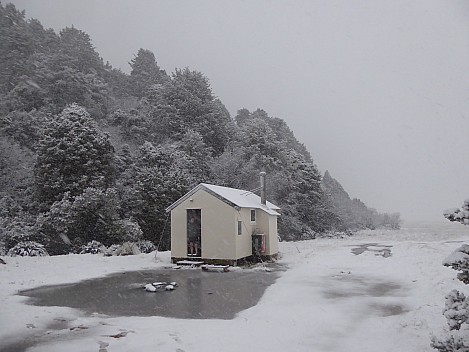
(260, 171, 266, 205)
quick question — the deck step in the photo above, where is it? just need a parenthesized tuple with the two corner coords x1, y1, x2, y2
(176, 260, 205, 267)
(201, 264, 230, 272)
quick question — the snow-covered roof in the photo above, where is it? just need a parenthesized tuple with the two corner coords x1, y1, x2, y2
(165, 183, 280, 216)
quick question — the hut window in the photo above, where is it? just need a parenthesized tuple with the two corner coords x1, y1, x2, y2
(237, 220, 242, 235)
(250, 209, 256, 223)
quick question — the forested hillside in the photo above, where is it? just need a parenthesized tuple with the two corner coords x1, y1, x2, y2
(321, 171, 401, 230)
(0, 3, 400, 255)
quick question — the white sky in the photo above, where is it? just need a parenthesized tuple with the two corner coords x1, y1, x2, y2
(9, 0, 469, 222)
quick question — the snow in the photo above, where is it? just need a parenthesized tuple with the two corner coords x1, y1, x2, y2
(201, 183, 280, 215)
(1, 223, 468, 351)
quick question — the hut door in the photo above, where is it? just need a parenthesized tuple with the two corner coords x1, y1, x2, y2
(187, 209, 201, 257)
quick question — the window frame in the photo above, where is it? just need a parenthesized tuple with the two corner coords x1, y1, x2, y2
(237, 220, 243, 236)
(250, 209, 256, 224)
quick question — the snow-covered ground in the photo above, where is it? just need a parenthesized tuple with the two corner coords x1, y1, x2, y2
(1, 222, 468, 352)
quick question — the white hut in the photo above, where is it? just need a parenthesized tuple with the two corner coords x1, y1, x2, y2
(166, 174, 280, 265)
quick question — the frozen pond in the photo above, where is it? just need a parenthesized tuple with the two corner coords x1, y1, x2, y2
(19, 268, 280, 320)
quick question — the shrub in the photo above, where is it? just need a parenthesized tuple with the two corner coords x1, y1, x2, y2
(115, 219, 143, 243)
(38, 189, 144, 255)
(7, 241, 49, 257)
(431, 334, 469, 352)
(113, 242, 140, 256)
(79, 240, 106, 254)
(4, 232, 45, 251)
(137, 240, 156, 254)
(104, 244, 121, 256)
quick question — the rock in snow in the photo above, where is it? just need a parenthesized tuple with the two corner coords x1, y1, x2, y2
(145, 282, 177, 292)
(144, 284, 157, 292)
(153, 281, 167, 286)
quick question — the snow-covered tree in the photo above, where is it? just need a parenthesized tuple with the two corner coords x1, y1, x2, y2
(272, 149, 330, 238)
(129, 48, 167, 97)
(432, 199, 469, 351)
(151, 68, 234, 154)
(34, 104, 115, 206)
(59, 26, 103, 74)
(118, 142, 191, 250)
(0, 3, 32, 94)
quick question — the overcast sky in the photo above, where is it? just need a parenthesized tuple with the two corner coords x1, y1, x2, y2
(9, 0, 469, 222)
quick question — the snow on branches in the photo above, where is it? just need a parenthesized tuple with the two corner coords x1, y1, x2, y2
(7, 241, 49, 257)
(444, 290, 469, 331)
(433, 198, 469, 351)
(444, 245, 469, 284)
(444, 200, 469, 225)
(431, 333, 469, 352)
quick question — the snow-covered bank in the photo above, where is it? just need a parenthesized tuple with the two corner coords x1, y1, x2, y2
(0, 224, 468, 352)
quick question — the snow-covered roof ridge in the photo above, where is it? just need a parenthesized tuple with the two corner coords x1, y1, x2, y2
(166, 183, 280, 215)
(201, 183, 280, 214)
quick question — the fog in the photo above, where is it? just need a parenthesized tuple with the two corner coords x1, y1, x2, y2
(9, 0, 469, 222)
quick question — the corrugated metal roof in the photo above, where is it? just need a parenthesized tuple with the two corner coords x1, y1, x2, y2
(165, 183, 280, 216)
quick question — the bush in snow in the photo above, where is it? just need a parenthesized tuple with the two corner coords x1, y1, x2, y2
(443, 290, 469, 331)
(137, 240, 156, 254)
(444, 200, 469, 225)
(115, 219, 144, 242)
(7, 241, 49, 257)
(37, 188, 144, 255)
(113, 242, 141, 256)
(104, 244, 121, 256)
(443, 245, 469, 285)
(432, 334, 469, 352)
(4, 232, 46, 251)
(79, 240, 106, 254)
(432, 200, 469, 351)
(104, 241, 144, 256)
